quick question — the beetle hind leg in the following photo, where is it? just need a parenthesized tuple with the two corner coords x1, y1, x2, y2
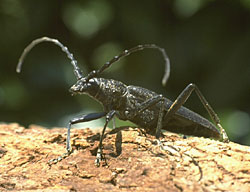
(164, 83, 229, 142)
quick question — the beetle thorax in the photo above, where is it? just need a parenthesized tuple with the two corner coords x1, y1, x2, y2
(94, 78, 128, 110)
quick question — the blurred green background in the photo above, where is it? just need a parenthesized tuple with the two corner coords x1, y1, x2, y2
(0, 0, 250, 145)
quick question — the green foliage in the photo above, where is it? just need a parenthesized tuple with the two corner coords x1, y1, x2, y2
(0, 0, 250, 145)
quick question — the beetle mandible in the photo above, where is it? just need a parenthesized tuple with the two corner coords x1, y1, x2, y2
(16, 37, 229, 166)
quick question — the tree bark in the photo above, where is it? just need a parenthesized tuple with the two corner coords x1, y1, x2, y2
(0, 123, 249, 191)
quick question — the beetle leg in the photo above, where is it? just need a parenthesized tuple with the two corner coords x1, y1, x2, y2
(164, 83, 229, 142)
(135, 94, 166, 139)
(95, 110, 116, 166)
(66, 112, 107, 151)
(134, 95, 179, 152)
(112, 118, 116, 129)
(48, 112, 106, 165)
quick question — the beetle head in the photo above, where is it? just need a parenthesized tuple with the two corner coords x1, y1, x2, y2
(70, 78, 99, 97)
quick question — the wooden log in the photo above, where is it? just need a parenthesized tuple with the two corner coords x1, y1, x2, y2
(0, 123, 249, 191)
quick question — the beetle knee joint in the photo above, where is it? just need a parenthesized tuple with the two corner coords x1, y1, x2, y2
(189, 83, 196, 88)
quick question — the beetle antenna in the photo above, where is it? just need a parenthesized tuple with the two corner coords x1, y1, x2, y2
(16, 37, 83, 80)
(85, 44, 170, 86)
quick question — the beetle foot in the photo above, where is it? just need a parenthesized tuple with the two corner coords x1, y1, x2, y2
(95, 148, 103, 167)
(217, 124, 230, 143)
(48, 149, 72, 166)
(222, 131, 230, 143)
(156, 139, 180, 156)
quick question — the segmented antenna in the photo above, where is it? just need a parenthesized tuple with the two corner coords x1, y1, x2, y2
(16, 37, 83, 80)
(17, 37, 170, 86)
(85, 44, 170, 86)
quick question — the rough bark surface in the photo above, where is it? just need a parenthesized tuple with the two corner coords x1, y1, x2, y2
(0, 123, 249, 192)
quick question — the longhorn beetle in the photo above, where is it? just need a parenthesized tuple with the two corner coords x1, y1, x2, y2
(16, 37, 229, 166)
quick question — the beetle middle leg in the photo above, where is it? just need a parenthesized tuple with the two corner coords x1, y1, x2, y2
(130, 95, 182, 153)
(136, 94, 166, 139)
(125, 94, 168, 150)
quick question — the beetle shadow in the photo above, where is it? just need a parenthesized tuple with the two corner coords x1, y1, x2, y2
(87, 126, 130, 158)
(107, 126, 130, 157)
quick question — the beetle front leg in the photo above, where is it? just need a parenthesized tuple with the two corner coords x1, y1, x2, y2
(48, 112, 106, 165)
(95, 110, 116, 166)
(66, 112, 107, 151)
